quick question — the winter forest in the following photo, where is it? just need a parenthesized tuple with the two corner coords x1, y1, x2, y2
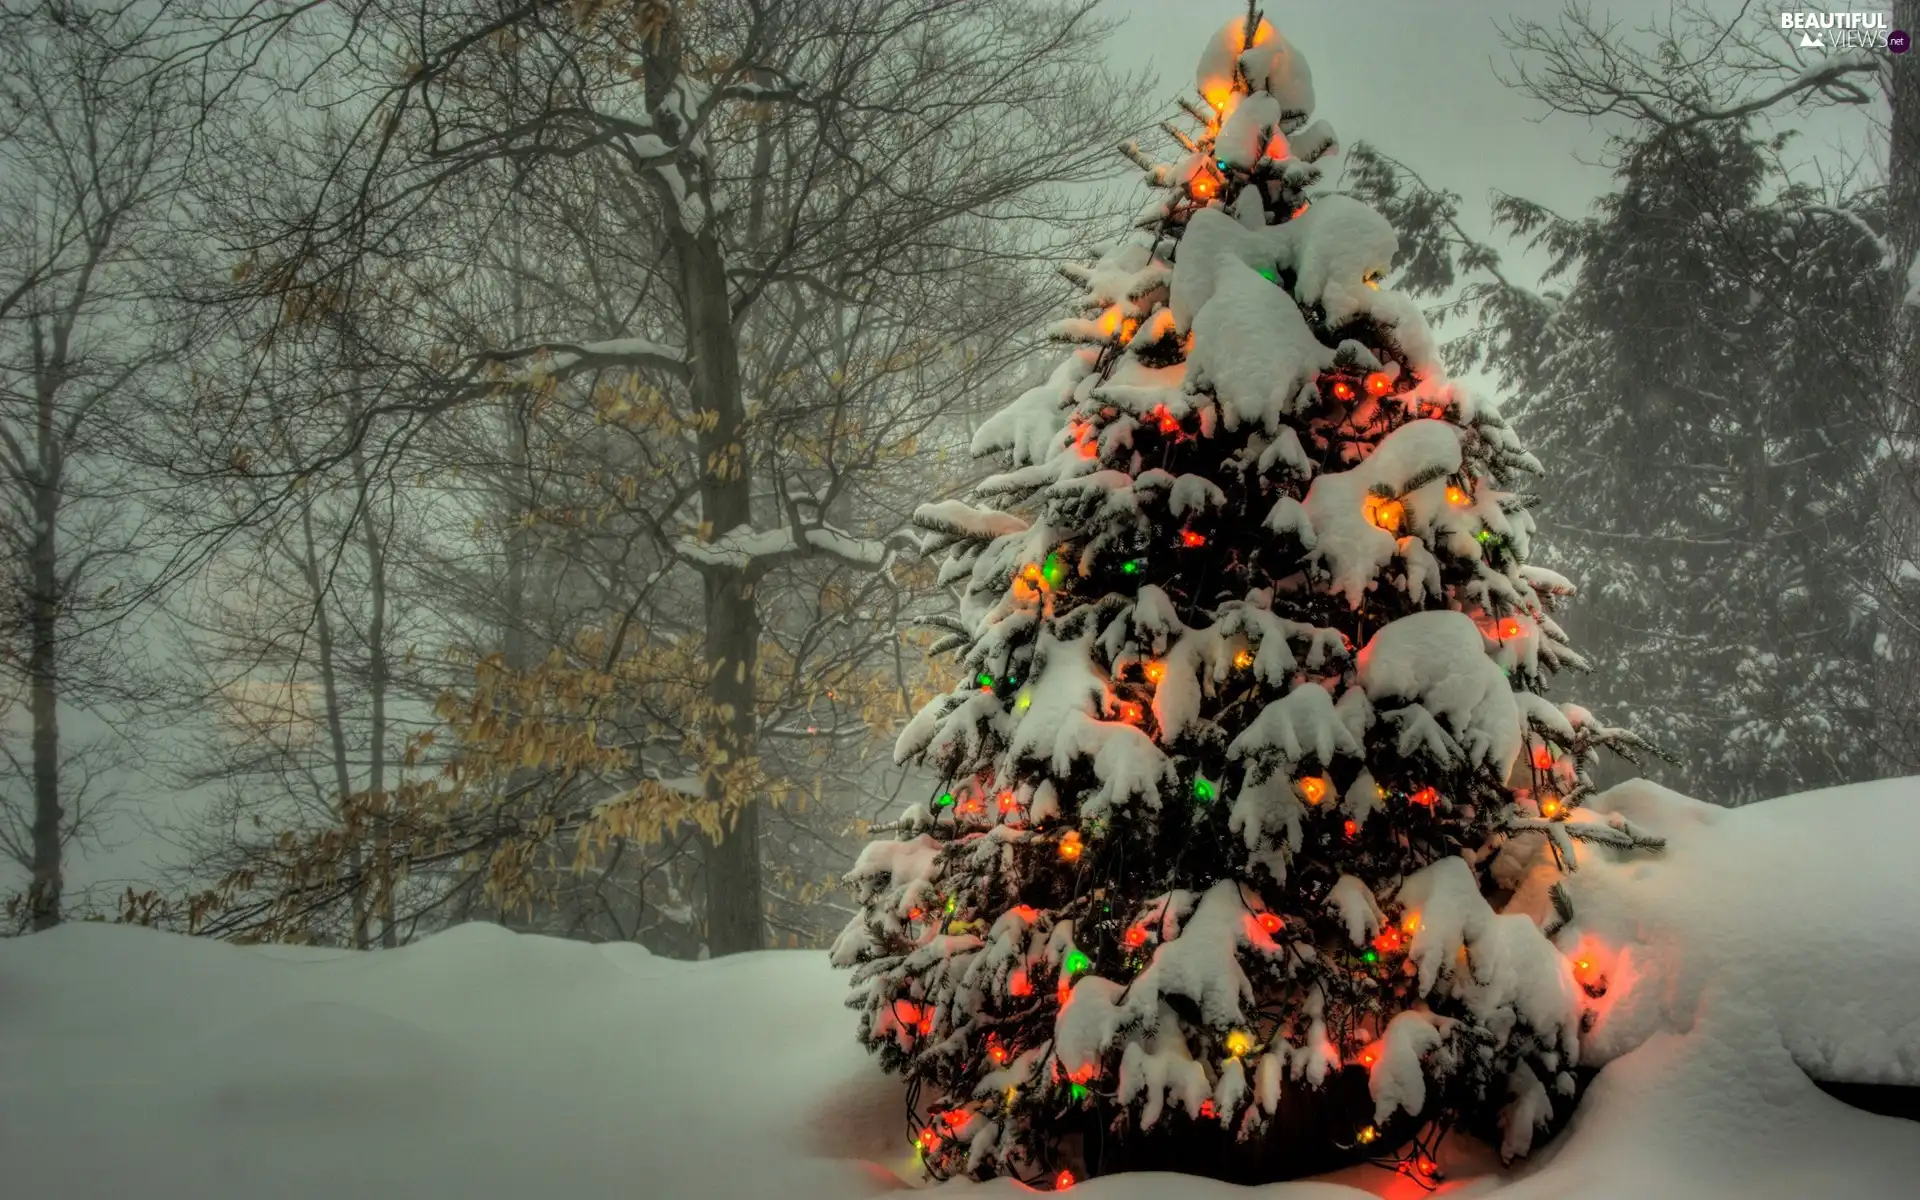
(2, 0, 1917, 1197)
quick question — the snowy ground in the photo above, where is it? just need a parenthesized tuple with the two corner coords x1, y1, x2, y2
(3, 779, 1917, 1200)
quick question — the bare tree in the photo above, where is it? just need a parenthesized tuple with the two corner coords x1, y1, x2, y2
(0, 2, 203, 928)
(180, 0, 1145, 953)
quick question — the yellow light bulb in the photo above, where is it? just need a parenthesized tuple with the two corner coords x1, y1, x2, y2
(1224, 1030, 1254, 1058)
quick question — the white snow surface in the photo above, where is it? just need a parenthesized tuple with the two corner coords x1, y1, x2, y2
(4, 778, 1920, 1199)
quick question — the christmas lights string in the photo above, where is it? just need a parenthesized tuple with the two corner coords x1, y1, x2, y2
(1360, 1118, 1451, 1191)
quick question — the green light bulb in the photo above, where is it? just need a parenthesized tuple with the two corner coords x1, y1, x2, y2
(1063, 949, 1091, 975)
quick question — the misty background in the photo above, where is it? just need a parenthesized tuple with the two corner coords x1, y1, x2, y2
(0, 0, 1901, 954)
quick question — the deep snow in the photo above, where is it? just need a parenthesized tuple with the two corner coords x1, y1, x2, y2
(2, 778, 1917, 1200)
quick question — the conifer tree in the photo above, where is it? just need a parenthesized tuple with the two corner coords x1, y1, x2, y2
(833, 9, 1655, 1186)
(1477, 122, 1882, 805)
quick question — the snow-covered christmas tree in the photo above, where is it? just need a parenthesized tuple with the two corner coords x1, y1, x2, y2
(833, 8, 1657, 1188)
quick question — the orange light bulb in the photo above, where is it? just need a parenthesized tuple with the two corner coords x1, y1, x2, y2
(1058, 831, 1083, 862)
(1257, 912, 1283, 934)
(1144, 661, 1166, 684)
(1446, 484, 1471, 506)
(1181, 529, 1207, 547)
(1330, 378, 1357, 402)
(1365, 494, 1406, 533)
(1297, 775, 1330, 805)
(1364, 371, 1393, 397)
(1409, 786, 1439, 808)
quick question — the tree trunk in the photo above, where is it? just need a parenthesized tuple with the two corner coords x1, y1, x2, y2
(1877, 0, 1920, 774)
(26, 319, 65, 932)
(300, 498, 369, 949)
(349, 442, 396, 948)
(26, 478, 61, 932)
(680, 222, 764, 955)
(643, 11, 763, 956)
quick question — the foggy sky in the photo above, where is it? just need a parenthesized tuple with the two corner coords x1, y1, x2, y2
(44, 0, 1885, 902)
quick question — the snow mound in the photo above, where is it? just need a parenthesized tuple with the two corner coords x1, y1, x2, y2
(199, 1000, 452, 1118)
(3, 779, 1917, 1200)
(1517, 777, 1920, 1087)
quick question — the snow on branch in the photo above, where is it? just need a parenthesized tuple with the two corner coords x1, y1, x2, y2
(1799, 205, 1893, 272)
(675, 521, 896, 573)
(480, 337, 689, 383)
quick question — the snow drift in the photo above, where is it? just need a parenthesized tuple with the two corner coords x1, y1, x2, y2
(2, 778, 1917, 1199)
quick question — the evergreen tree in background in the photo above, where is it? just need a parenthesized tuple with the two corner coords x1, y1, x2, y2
(834, 8, 1655, 1187)
(1407, 119, 1884, 806)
